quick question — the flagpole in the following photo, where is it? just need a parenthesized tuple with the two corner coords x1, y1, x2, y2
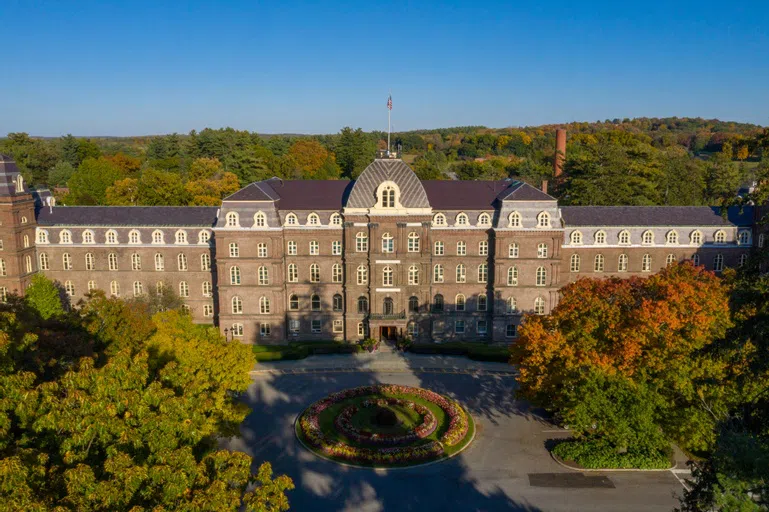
(387, 94, 391, 156)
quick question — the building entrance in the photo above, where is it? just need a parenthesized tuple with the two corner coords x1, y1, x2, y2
(379, 326, 398, 341)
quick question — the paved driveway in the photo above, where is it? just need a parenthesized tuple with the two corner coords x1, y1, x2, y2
(225, 355, 684, 512)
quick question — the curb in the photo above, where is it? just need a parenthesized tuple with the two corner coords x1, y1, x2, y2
(250, 367, 517, 377)
(292, 402, 477, 472)
(549, 451, 676, 473)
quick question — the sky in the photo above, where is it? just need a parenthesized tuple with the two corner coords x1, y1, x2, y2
(2, 0, 768, 136)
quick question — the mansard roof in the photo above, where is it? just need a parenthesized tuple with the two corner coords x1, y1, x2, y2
(498, 181, 557, 202)
(561, 205, 753, 227)
(36, 206, 219, 227)
(0, 153, 23, 196)
(346, 159, 430, 209)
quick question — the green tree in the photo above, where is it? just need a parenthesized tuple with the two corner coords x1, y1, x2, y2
(105, 177, 140, 205)
(411, 151, 448, 180)
(23, 274, 64, 320)
(47, 161, 75, 187)
(705, 151, 743, 205)
(335, 127, 376, 179)
(137, 168, 188, 205)
(188, 157, 224, 180)
(67, 157, 124, 205)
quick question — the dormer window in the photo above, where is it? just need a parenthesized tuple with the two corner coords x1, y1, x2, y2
(175, 230, 188, 244)
(536, 212, 551, 228)
(618, 230, 631, 245)
(594, 230, 606, 245)
(198, 230, 211, 244)
(382, 186, 395, 208)
(285, 213, 298, 226)
(37, 230, 49, 244)
(307, 213, 321, 226)
(82, 230, 94, 244)
(456, 213, 469, 226)
(642, 230, 654, 245)
(254, 211, 267, 227)
(509, 212, 522, 228)
(666, 230, 678, 245)
(152, 230, 164, 244)
(129, 230, 141, 244)
(433, 213, 447, 227)
(330, 213, 342, 226)
(690, 230, 702, 245)
(15, 175, 23, 192)
(60, 230, 72, 244)
(738, 230, 751, 245)
(225, 212, 239, 227)
(106, 230, 118, 244)
(714, 230, 727, 244)
(478, 213, 491, 227)
(570, 230, 583, 245)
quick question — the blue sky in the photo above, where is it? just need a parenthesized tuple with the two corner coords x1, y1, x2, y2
(2, 1, 768, 136)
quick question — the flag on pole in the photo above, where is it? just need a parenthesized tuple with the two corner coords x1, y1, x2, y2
(387, 94, 392, 110)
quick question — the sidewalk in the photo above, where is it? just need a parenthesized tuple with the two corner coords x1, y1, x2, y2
(250, 350, 516, 375)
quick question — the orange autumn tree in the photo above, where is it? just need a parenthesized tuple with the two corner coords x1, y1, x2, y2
(511, 261, 734, 451)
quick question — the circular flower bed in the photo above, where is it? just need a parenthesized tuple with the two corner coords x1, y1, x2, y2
(296, 384, 474, 467)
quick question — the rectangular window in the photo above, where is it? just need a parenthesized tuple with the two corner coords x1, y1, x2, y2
(260, 324, 271, 337)
(287, 241, 297, 255)
(231, 323, 244, 337)
(310, 241, 319, 255)
(203, 304, 213, 317)
(257, 244, 268, 258)
(479, 241, 488, 256)
(457, 242, 466, 256)
(333, 319, 343, 333)
(455, 320, 465, 334)
(506, 324, 517, 338)
(332, 241, 342, 255)
(311, 320, 322, 333)
(434, 241, 444, 256)
(289, 319, 300, 333)
(356, 233, 368, 252)
(477, 320, 487, 335)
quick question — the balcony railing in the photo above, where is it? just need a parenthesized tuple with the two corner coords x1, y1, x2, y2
(369, 310, 407, 320)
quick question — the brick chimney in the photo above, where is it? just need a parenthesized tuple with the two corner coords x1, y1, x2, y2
(554, 128, 566, 177)
(541, 179, 548, 194)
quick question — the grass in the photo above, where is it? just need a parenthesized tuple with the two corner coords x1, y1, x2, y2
(350, 404, 422, 436)
(409, 342, 511, 363)
(252, 341, 358, 361)
(296, 389, 476, 467)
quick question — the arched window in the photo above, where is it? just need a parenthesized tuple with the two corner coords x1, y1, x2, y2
(229, 243, 239, 257)
(570, 254, 580, 272)
(642, 230, 654, 245)
(152, 230, 164, 244)
(310, 263, 320, 283)
(642, 254, 652, 272)
(284, 213, 298, 226)
(537, 243, 548, 258)
(23, 234, 29, 248)
(81, 230, 93, 244)
(433, 294, 444, 312)
(289, 294, 299, 310)
(356, 232, 368, 252)
(738, 253, 748, 266)
(666, 230, 679, 245)
(202, 281, 212, 297)
(25, 255, 32, 273)
(175, 230, 187, 244)
(259, 297, 271, 314)
(478, 294, 487, 311)
(85, 253, 94, 270)
(333, 294, 343, 312)
(108, 253, 118, 271)
(618, 230, 631, 245)
(230, 266, 241, 285)
(595, 231, 606, 245)
(618, 254, 628, 272)
(357, 265, 368, 285)
(37, 229, 49, 244)
(507, 297, 517, 313)
(759, 234, 765, 248)
(408, 296, 419, 313)
(714, 230, 727, 244)
(433, 213, 447, 227)
(381, 233, 394, 253)
(200, 253, 210, 271)
(60, 230, 72, 244)
(156, 281, 164, 296)
(309, 240, 319, 255)
(383, 266, 394, 286)
(39, 253, 49, 270)
(456, 213, 469, 226)
(478, 212, 491, 227)
(570, 230, 583, 245)
(258, 266, 269, 285)
(594, 254, 604, 272)
(479, 240, 488, 256)
(536, 212, 551, 228)
(110, 281, 120, 297)
(408, 232, 420, 252)
(198, 230, 210, 244)
(534, 297, 546, 315)
(455, 294, 466, 311)
(226, 212, 239, 227)
(507, 266, 518, 286)
(154, 253, 164, 271)
(106, 230, 118, 244)
(738, 231, 751, 245)
(535, 266, 547, 286)
(478, 263, 488, 283)
(133, 281, 143, 297)
(433, 264, 444, 283)
(307, 213, 320, 226)
(330, 213, 342, 226)
(456, 241, 466, 256)
(381, 186, 396, 208)
(20, 215, 27, 224)
(383, 297, 394, 315)
(287, 263, 298, 282)
(690, 230, 703, 245)
(456, 264, 466, 283)
(131, 253, 141, 271)
(408, 322, 418, 338)
(88, 281, 96, 292)
(692, 254, 700, 267)
(509, 211, 522, 228)
(666, 254, 676, 266)
(408, 265, 420, 285)
(177, 253, 188, 271)
(713, 254, 724, 272)
(254, 211, 267, 227)
(129, 230, 141, 244)
(357, 296, 368, 313)
(509, 243, 519, 258)
(231, 296, 243, 314)
(332, 263, 343, 283)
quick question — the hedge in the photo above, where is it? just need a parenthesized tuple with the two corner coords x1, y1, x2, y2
(408, 342, 510, 363)
(552, 439, 672, 470)
(252, 341, 359, 361)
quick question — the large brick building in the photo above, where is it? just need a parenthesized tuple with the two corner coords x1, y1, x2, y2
(0, 141, 763, 345)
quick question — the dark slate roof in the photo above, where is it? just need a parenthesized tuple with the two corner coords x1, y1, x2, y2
(223, 181, 280, 201)
(499, 181, 557, 201)
(422, 180, 513, 209)
(267, 180, 353, 210)
(346, 159, 430, 208)
(36, 206, 219, 226)
(0, 154, 23, 196)
(561, 206, 753, 227)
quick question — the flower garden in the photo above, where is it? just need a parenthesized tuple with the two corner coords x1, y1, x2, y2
(295, 384, 475, 468)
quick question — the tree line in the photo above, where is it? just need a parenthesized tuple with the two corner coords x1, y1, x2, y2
(1, 117, 767, 207)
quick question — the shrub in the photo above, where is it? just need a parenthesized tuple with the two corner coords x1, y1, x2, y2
(552, 438, 671, 470)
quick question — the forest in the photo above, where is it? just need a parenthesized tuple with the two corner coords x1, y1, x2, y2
(1, 117, 768, 207)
